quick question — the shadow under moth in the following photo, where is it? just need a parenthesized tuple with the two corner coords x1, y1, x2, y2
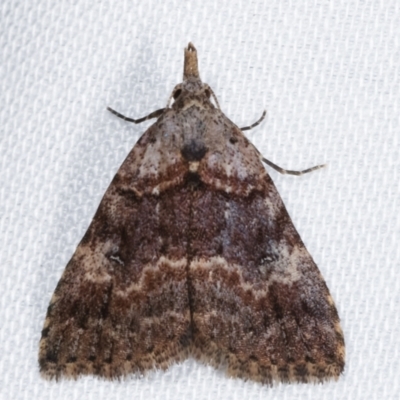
(39, 43, 345, 384)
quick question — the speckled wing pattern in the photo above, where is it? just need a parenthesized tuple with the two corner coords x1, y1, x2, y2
(39, 43, 345, 384)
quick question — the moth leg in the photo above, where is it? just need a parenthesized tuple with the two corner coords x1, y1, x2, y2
(107, 107, 165, 124)
(262, 156, 326, 176)
(240, 110, 267, 131)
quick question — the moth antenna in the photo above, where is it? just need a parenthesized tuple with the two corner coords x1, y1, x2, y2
(166, 92, 174, 108)
(241, 110, 267, 131)
(107, 107, 165, 123)
(262, 156, 326, 176)
(206, 86, 221, 109)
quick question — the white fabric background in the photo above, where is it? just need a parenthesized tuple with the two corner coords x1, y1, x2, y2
(1, 1, 399, 399)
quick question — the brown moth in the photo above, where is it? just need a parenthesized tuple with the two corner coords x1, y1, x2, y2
(39, 43, 345, 384)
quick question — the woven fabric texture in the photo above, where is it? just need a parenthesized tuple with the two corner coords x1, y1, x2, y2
(1, 1, 399, 399)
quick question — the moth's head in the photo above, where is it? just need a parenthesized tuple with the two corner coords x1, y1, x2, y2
(170, 43, 217, 111)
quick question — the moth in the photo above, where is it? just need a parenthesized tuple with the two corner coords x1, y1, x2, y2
(39, 43, 345, 384)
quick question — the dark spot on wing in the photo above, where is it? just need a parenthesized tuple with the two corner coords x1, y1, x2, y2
(181, 139, 207, 161)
